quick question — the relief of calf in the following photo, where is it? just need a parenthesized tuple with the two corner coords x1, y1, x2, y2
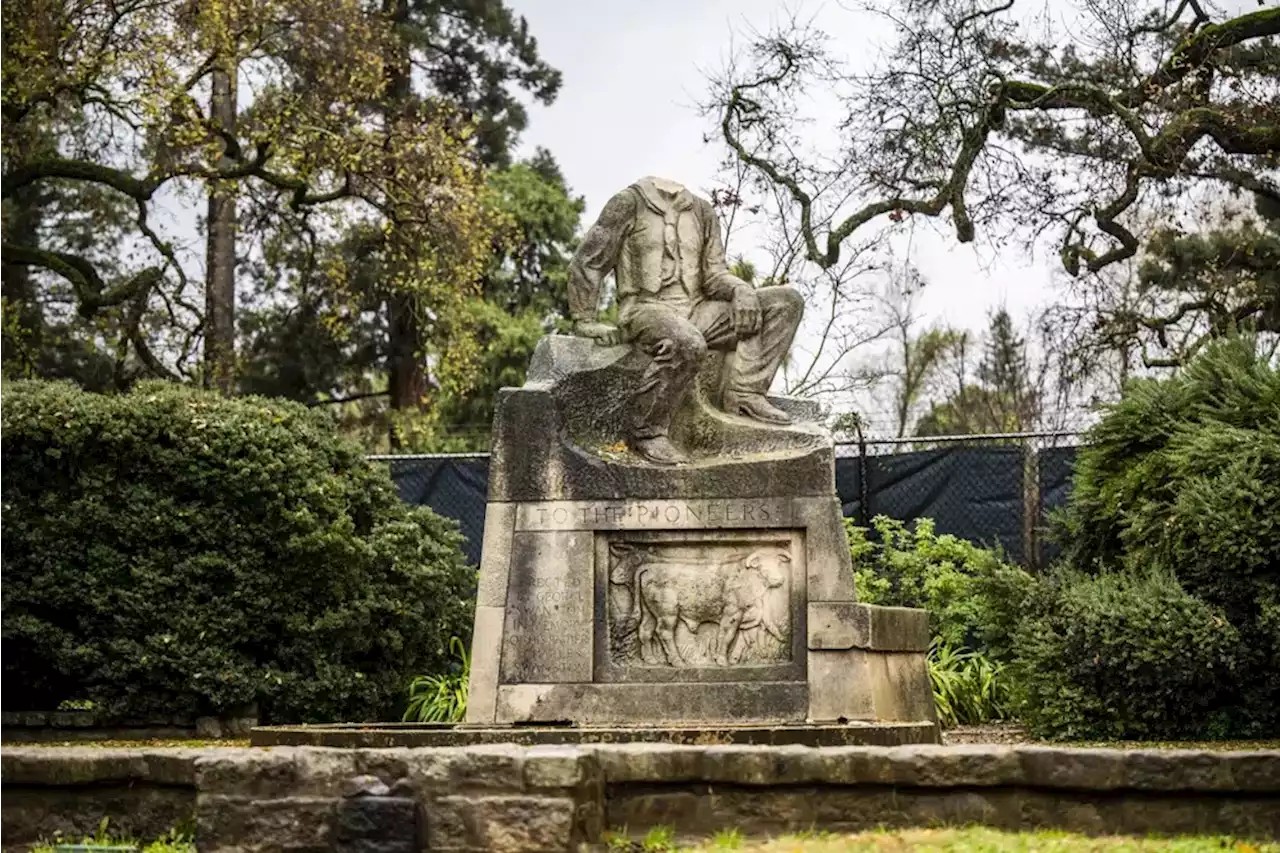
(613, 547, 790, 667)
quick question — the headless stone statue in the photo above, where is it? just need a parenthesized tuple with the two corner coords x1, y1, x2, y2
(569, 176, 804, 465)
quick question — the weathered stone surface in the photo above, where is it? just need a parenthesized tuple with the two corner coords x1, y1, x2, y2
(515, 498, 797, 531)
(7, 744, 1280, 849)
(495, 682, 809, 725)
(863, 605, 931, 651)
(808, 603, 871, 650)
(251, 722, 939, 748)
(332, 793, 417, 853)
(476, 502, 517, 608)
(465, 605, 504, 725)
(197, 794, 337, 853)
(499, 530, 594, 684)
(487, 389, 835, 501)
(870, 651, 939, 723)
(808, 604, 929, 652)
(430, 795, 577, 853)
(794, 497, 857, 602)
(601, 533, 800, 675)
(807, 649, 876, 722)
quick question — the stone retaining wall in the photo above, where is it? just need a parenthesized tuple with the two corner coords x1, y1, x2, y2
(2, 710, 258, 742)
(3, 744, 1278, 851)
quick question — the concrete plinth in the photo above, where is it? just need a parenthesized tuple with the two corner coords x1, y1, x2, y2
(467, 335, 937, 735)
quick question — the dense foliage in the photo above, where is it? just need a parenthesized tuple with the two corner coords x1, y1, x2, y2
(1, 380, 475, 722)
(848, 516, 1030, 726)
(848, 516, 1032, 653)
(1010, 567, 1243, 740)
(1039, 338, 1280, 738)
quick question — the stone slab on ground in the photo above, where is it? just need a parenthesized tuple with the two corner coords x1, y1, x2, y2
(4, 744, 1279, 851)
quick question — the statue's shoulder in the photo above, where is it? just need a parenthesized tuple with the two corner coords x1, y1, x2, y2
(598, 186, 641, 222)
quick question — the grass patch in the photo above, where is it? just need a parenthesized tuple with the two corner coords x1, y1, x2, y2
(673, 827, 1278, 852)
(31, 818, 194, 853)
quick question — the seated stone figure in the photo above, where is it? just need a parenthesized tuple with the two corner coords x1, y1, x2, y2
(570, 176, 804, 465)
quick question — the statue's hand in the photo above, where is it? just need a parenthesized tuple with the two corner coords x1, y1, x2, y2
(732, 287, 762, 336)
(575, 321, 624, 346)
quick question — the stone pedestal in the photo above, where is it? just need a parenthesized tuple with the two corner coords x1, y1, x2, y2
(467, 335, 936, 731)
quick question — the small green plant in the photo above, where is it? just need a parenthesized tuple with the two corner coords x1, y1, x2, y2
(33, 818, 194, 853)
(928, 639, 1012, 728)
(56, 699, 96, 711)
(641, 825, 676, 852)
(403, 636, 469, 723)
(708, 828, 745, 849)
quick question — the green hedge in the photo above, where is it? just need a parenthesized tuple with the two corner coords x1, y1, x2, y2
(1, 380, 474, 723)
(1011, 567, 1243, 740)
(1038, 338, 1280, 739)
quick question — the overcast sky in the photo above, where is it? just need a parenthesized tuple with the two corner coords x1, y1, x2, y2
(508, 0, 1060, 337)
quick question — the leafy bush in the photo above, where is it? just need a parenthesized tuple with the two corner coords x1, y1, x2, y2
(1052, 337, 1280, 737)
(929, 640, 1013, 728)
(847, 515, 1034, 654)
(2, 380, 475, 723)
(848, 516, 1030, 726)
(403, 636, 470, 723)
(1010, 567, 1242, 740)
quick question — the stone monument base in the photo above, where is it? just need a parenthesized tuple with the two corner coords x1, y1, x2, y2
(249, 721, 940, 748)
(468, 335, 936, 733)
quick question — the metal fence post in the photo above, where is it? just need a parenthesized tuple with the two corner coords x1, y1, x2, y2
(1022, 438, 1039, 571)
(858, 429, 870, 527)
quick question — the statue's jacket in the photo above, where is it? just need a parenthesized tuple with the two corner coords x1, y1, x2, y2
(568, 177, 746, 324)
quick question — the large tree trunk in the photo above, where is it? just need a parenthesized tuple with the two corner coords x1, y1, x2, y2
(387, 294, 428, 412)
(204, 64, 238, 394)
(382, 0, 429, 438)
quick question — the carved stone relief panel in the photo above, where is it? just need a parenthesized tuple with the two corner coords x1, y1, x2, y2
(598, 530, 804, 680)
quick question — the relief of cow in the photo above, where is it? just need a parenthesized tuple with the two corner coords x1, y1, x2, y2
(610, 545, 790, 667)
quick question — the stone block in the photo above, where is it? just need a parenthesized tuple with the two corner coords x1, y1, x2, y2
(863, 605, 931, 651)
(794, 497, 856, 601)
(808, 602, 871, 649)
(808, 604, 929, 652)
(476, 502, 517, 607)
(522, 747, 590, 789)
(465, 605, 504, 725)
(431, 795, 577, 853)
(400, 746, 525, 794)
(868, 651, 938, 722)
(499, 530, 594, 683)
(807, 649, 875, 722)
(495, 682, 808, 725)
(1017, 747, 1126, 791)
(332, 793, 417, 853)
(196, 794, 337, 853)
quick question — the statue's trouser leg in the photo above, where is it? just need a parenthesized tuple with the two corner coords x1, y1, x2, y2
(692, 286, 804, 395)
(622, 303, 707, 440)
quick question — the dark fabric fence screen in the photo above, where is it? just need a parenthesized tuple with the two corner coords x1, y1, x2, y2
(382, 446, 1078, 567)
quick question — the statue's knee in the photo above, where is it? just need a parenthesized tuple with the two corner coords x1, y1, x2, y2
(772, 286, 804, 317)
(671, 329, 708, 365)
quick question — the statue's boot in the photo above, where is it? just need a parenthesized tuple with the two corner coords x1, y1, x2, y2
(629, 435, 688, 465)
(723, 390, 793, 425)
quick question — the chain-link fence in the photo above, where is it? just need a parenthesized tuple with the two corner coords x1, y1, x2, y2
(369, 430, 1084, 569)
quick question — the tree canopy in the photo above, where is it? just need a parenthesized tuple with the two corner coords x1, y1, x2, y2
(714, 0, 1278, 286)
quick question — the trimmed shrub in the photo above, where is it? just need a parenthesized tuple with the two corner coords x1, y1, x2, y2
(1011, 567, 1242, 740)
(1052, 337, 1280, 737)
(2, 380, 475, 723)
